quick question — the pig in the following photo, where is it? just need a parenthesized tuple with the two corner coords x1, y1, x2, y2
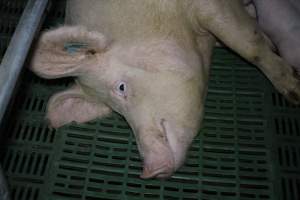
(244, 0, 300, 74)
(30, 0, 300, 179)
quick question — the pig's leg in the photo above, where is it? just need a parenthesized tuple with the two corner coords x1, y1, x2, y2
(242, 1, 276, 51)
(252, 0, 300, 74)
(193, 0, 300, 104)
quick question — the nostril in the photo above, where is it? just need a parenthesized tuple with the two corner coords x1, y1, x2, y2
(157, 132, 165, 139)
(140, 163, 174, 179)
(156, 171, 172, 179)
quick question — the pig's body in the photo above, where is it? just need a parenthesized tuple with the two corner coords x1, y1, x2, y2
(248, 0, 300, 73)
(67, 1, 196, 45)
(31, 0, 300, 179)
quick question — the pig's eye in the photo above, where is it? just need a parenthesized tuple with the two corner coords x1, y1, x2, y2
(115, 81, 127, 97)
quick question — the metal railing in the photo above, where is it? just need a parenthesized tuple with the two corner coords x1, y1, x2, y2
(0, 0, 50, 199)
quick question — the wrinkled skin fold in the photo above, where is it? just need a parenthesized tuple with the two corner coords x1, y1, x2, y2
(30, 0, 300, 179)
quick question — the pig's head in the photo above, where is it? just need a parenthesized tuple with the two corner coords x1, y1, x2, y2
(31, 26, 206, 178)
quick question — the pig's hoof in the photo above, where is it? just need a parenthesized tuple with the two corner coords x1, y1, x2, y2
(284, 81, 300, 105)
(276, 68, 300, 105)
(286, 93, 300, 105)
(286, 89, 300, 105)
(293, 67, 300, 80)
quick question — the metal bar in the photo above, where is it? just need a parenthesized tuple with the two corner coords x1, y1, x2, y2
(0, 0, 50, 122)
(0, 0, 51, 199)
(0, 165, 9, 200)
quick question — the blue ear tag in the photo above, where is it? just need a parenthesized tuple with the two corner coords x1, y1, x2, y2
(64, 42, 88, 54)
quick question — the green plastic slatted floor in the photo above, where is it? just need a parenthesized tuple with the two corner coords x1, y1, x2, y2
(1, 0, 300, 199)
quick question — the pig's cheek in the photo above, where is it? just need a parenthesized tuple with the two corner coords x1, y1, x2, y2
(109, 90, 129, 114)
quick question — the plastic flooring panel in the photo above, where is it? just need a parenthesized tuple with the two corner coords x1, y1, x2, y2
(0, 0, 300, 199)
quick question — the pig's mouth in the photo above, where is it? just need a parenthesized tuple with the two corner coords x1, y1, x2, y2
(141, 160, 174, 179)
(139, 119, 176, 179)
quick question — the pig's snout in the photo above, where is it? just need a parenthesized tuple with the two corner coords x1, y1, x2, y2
(140, 151, 175, 179)
(133, 118, 195, 179)
(135, 125, 176, 179)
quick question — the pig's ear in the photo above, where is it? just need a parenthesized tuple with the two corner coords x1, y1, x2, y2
(46, 84, 112, 128)
(30, 26, 110, 79)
